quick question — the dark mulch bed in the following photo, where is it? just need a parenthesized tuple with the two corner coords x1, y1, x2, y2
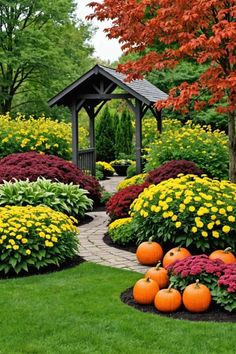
(0, 255, 86, 280)
(78, 214, 94, 226)
(121, 287, 236, 323)
(103, 232, 136, 253)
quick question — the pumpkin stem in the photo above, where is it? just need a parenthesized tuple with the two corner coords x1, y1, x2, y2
(224, 247, 232, 253)
(195, 279, 200, 288)
(145, 277, 151, 283)
(155, 262, 161, 270)
(148, 237, 153, 243)
(177, 245, 182, 251)
(167, 284, 173, 292)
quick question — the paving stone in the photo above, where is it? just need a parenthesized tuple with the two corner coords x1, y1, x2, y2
(78, 177, 150, 273)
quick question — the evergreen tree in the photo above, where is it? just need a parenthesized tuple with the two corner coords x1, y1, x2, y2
(115, 109, 133, 158)
(95, 106, 116, 162)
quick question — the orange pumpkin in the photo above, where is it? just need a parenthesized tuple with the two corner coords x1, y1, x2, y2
(163, 246, 191, 268)
(133, 277, 159, 305)
(136, 238, 163, 265)
(145, 262, 169, 289)
(209, 247, 236, 264)
(183, 279, 211, 313)
(154, 284, 182, 312)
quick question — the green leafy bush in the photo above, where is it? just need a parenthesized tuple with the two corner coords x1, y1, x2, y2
(0, 205, 79, 274)
(0, 179, 93, 219)
(130, 175, 236, 252)
(108, 217, 135, 245)
(144, 120, 228, 179)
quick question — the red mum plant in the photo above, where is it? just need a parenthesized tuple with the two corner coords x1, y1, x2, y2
(0, 152, 101, 204)
(146, 160, 204, 185)
(106, 182, 149, 220)
(167, 254, 225, 291)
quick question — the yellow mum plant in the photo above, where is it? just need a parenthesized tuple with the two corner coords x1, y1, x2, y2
(108, 217, 134, 245)
(0, 205, 79, 274)
(130, 175, 236, 252)
(0, 113, 89, 160)
(117, 173, 147, 191)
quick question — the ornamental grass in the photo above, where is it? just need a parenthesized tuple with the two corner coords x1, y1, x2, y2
(130, 174, 236, 252)
(0, 205, 79, 274)
(0, 113, 89, 160)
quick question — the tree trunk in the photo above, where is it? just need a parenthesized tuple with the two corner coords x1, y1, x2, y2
(228, 111, 236, 182)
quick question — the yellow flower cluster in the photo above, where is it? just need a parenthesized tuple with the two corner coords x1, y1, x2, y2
(0, 113, 89, 160)
(144, 119, 228, 179)
(117, 173, 147, 191)
(130, 174, 236, 251)
(108, 217, 132, 231)
(96, 161, 115, 174)
(0, 205, 78, 252)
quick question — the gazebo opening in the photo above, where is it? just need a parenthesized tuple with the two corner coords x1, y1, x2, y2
(48, 64, 168, 176)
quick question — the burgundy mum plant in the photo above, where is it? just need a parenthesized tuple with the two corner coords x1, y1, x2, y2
(168, 254, 236, 312)
(0, 152, 101, 204)
(146, 160, 204, 185)
(106, 182, 149, 220)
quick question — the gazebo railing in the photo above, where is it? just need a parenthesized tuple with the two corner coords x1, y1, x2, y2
(78, 148, 96, 176)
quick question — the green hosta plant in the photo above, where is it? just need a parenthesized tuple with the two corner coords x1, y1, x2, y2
(0, 178, 93, 219)
(0, 205, 79, 274)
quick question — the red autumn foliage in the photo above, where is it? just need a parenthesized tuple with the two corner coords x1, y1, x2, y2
(0, 152, 101, 204)
(88, 0, 236, 114)
(218, 263, 236, 293)
(146, 160, 204, 185)
(106, 182, 149, 219)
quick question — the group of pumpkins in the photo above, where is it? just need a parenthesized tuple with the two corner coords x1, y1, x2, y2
(133, 238, 236, 313)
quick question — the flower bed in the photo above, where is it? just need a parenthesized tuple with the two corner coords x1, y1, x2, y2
(0, 113, 89, 160)
(0, 152, 101, 204)
(108, 217, 135, 245)
(0, 205, 79, 274)
(130, 175, 236, 252)
(117, 173, 147, 191)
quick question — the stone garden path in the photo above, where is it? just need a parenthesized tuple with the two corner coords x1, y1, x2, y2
(79, 177, 150, 273)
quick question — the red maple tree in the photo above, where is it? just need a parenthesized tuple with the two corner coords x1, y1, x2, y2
(88, 0, 236, 181)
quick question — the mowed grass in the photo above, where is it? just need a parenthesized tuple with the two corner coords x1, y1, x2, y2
(0, 262, 235, 354)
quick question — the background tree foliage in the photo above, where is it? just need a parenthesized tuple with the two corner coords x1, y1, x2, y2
(0, 0, 95, 117)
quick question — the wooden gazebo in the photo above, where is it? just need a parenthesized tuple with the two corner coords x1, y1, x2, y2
(48, 64, 168, 175)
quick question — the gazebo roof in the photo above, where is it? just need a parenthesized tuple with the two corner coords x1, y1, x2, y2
(48, 64, 168, 107)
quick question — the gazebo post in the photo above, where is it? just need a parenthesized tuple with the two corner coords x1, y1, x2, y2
(71, 102, 78, 167)
(135, 99, 142, 174)
(157, 109, 162, 133)
(88, 106, 96, 176)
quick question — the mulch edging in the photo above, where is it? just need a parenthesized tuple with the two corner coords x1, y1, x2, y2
(103, 232, 136, 253)
(121, 287, 236, 323)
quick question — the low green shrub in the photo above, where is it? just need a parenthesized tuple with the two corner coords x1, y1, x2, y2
(0, 179, 93, 219)
(0, 205, 79, 274)
(130, 175, 236, 252)
(108, 217, 135, 245)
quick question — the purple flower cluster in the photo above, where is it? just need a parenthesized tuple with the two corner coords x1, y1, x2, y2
(167, 254, 224, 278)
(218, 264, 236, 293)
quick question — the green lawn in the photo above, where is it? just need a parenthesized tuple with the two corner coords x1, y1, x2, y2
(0, 262, 235, 354)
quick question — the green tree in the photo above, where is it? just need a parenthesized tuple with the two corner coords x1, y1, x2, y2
(0, 0, 94, 115)
(96, 105, 116, 162)
(115, 109, 133, 158)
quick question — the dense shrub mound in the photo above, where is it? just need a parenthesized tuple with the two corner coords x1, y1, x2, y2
(0, 179, 93, 219)
(146, 160, 204, 184)
(0, 205, 79, 275)
(0, 152, 101, 204)
(106, 182, 149, 220)
(131, 174, 236, 252)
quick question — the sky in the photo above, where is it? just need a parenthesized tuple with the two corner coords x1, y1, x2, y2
(76, 0, 123, 63)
